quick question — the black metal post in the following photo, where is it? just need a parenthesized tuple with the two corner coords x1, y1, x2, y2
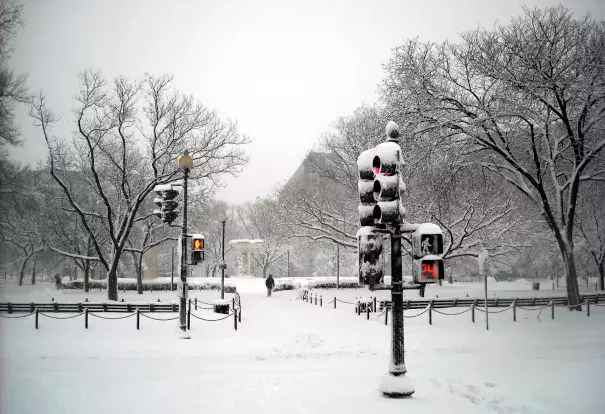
(171, 245, 175, 291)
(385, 306, 389, 325)
(179, 168, 189, 333)
(35, 308, 39, 329)
(85, 308, 88, 329)
(234, 308, 238, 330)
(221, 219, 226, 299)
(136, 308, 140, 330)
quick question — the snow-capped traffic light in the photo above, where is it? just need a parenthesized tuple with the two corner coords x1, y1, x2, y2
(412, 223, 444, 283)
(357, 148, 377, 227)
(191, 234, 205, 265)
(153, 184, 180, 225)
(372, 122, 405, 227)
(357, 227, 384, 286)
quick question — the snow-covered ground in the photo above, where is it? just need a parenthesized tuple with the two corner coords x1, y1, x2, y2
(1, 280, 604, 414)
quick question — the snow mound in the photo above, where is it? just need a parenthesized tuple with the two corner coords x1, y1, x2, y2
(380, 373, 415, 397)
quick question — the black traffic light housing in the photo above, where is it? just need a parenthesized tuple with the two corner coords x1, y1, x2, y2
(357, 228, 384, 286)
(153, 185, 180, 225)
(191, 234, 205, 265)
(412, 223, 444, 283)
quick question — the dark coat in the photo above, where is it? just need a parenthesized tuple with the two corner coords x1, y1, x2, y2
(265, 276, 275, 289)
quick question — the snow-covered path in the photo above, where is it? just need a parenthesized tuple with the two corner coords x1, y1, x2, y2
(1, 284, 604, 413)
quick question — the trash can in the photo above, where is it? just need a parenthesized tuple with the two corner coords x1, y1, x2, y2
(532, 282, 540, 291)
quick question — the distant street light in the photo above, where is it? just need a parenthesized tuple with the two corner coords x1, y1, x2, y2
(221, 215, 228, 299)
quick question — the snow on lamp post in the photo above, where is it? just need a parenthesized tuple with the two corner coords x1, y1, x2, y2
(177, 150, 193, 338)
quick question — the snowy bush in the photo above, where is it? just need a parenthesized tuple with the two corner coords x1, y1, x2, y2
(63, 277, 237, 292)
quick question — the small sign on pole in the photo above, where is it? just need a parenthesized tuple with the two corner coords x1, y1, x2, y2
(177, 283, 188, 300)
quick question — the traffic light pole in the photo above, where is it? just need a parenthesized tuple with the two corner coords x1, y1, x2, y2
(179, 167, 189, 334)
(390, 226, 405, 375)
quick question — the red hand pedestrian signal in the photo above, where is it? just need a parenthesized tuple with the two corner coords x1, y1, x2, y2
(421, 262, 437, 279)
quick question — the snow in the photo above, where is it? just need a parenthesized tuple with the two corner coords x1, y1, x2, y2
(373, 142, 402, 166)
(1, 282, 604, 413)
(385, 121, 399, 138)
(416, 222, 442, 235)
(212, 298, 231, 305)
(356, 226, 377, 237)
(380, 373, 415, 397)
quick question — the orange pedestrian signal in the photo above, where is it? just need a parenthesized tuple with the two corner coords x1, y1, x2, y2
(192, 238, 204, 251)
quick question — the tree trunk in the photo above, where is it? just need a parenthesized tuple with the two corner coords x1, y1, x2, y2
(136, 254, 144, 294)
(599, 263, 604, 291)
(262, 265, 268, 279)
(18, 255, 31, 286)
(84, 262, 90, 293)
(31, 255, 38, 285)
(564, 249, 582, 311)
(107, 262, 119, 301)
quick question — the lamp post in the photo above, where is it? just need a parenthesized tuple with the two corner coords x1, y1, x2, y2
(177, 150, 193, 336)
(220, 214, 228, 299)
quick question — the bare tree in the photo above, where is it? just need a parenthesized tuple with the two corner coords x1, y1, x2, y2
(576, 183, 605, 290)
(237, 198, 289, 278)
(0, 0, 27, 148)
(31, 70, 250, 300)
(125, 218, 176, 293)
(381, 6, 605, 309)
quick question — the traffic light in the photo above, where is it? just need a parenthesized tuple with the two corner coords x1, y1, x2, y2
(153, 184, 180, 225)
(357, 227, 384, 285)
(357, 148, 377, 226)
(191, 234, 205, 265)
(412, 223, 444, 283)
(371, 125, 405, 227)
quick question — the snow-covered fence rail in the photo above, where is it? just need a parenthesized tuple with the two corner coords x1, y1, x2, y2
(0, 302, 178, 313)
(301, 292, 605, 328)
(376, 293, 605, 311)
(0, 301, 239, 332)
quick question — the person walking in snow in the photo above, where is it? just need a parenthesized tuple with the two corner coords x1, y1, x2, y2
(265, 274, 275, 297)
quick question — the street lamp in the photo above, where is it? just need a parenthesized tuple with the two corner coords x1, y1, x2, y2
(178, 150, 193, 338)
(220, 214, 228, 299)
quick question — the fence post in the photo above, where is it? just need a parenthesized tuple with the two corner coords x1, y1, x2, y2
(187, 305, 191, 330)
(85, 308, 88, 329)
(587, 299, 590, 317)
(357, 302, 361, 316)
(35, 308, 39, 329)
(385, 306, 389, 326)
(136, 308, 140, 330)
(30, 302, 34, 313)
(366, 303, 370, 320)
(513, 298, 517, 322)
(234, 308, 238, 331)
(334, 297, 337, 309)
(238, 303, 242, 323)
(314, 295, 317, 306)
(232, 297, 235, 311)
(373, 297, 377, 312)
(551, 300, 555, 320)
(471, 303, 475, 323)
(428, 300, 433, 325)
(194, 298, 198, 311)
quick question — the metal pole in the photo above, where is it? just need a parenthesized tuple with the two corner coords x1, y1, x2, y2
(336, 244, 340, 289)
(385, 225, 414, 393)
(484, 271, 489, 331)
(221, 220, 226, 299)
(179, 168, 189, 333)
(171, 245, 175, 291)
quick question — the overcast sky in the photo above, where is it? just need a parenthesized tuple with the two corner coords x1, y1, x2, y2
(9, 0, 604, 204)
